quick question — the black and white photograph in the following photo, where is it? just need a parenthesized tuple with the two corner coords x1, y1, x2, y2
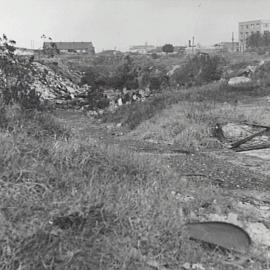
(1, 0, 270, 269)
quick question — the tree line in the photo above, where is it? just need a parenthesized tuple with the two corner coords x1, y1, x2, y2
(246, 31, 270, 48)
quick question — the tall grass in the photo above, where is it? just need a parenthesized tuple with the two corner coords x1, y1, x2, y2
(103, 80, 270, 133)
(0, 103, 232, 269)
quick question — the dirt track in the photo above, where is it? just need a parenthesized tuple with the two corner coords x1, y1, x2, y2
(55, 109, 270, 191)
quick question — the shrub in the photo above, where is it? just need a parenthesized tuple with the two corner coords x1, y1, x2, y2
(86, 88, 110, 110)
(171, 53, 225, 86)
(0, 34, 42, 110)
(103, 95, 168, 129)
(80, 55, 171, 92)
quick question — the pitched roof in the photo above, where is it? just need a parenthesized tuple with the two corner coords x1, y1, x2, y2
(43, 42, 94, 50)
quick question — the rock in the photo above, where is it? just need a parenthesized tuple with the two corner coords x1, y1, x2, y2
(98, 109, 104, 115)
(222, 123, 253, 140)
(182, 262, 191, 269)
(246, 222, 270, 247)
(167, 65, 181, 76)
(192, 263, 205, 270)
(228, 76, 251, 86)
(106, 124, 114, 130)
(117, 98, 123, 106)
(116, 123, 122, 128)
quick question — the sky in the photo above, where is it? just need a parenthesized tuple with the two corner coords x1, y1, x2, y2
(1, 0, 270, 52)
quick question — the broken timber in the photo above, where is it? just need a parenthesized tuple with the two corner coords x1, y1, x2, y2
(231, 127, 270, 149)
(234, 143, 270, 152)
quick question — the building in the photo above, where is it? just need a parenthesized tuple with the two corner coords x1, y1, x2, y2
(239, 20, 270, 51)
(43, 42, 95, 54)
(173, 46, 187, 54)
(15, 47, 35, 56)
(214, 42, 240, 52)
(129, 43, 155, 54)
(98, 50, 122, 56)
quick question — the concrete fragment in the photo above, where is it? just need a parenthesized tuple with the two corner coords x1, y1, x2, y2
(228, 76, 251, 86)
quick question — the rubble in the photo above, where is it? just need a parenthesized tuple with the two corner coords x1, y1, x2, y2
(237, 65, 257, 77)
(30, 62, 153, 112)
(228, 76, 251, 86)
(31, 62, 85, 102)
(215, 122, 270, 152)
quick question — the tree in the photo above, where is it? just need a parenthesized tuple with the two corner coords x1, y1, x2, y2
(246, 31, 270, 48)
(162, 44, 174, 54)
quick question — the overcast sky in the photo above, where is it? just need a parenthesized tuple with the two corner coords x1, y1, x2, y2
(1, 0, 270, 52)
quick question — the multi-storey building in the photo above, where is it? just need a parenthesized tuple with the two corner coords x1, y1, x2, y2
(239, 20, 270, 51)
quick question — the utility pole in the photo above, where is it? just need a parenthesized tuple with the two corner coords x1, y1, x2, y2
(192, 36, 195, 54)
(232, 32, 234, 52)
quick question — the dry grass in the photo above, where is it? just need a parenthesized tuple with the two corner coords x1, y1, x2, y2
(0, 104, 241, 270)
(2, 53, 270, 269)
(128, 92, 270, 151)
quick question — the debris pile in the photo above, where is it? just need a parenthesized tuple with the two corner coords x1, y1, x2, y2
(30, 62, 154, 112)
(31, 62, 83, 101)
(214, 122, 270, 152)
(105, 87, 152, 111)
(227, 60, 266, 87)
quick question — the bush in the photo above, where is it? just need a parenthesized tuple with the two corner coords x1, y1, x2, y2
(80, 55, 170, 92)
(172, 53, 225, 87)
(0, 34, 42, 110)
(86, 88, 110, 110)
(103, 95, 170, 129)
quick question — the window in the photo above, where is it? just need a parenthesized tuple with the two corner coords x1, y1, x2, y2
(246, 25, 249, 29)
(264, 24, 269, 28)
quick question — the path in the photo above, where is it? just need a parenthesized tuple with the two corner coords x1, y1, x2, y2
(55, 109, 270, 191)
(54, 108, 270, 259)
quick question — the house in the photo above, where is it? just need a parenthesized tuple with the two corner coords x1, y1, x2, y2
(239, 20, 270, 51)
(43, 42, 95, 54)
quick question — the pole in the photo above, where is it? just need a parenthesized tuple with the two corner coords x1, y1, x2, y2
(232, 32, 234, 52)
(192, 36, 195, 54)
